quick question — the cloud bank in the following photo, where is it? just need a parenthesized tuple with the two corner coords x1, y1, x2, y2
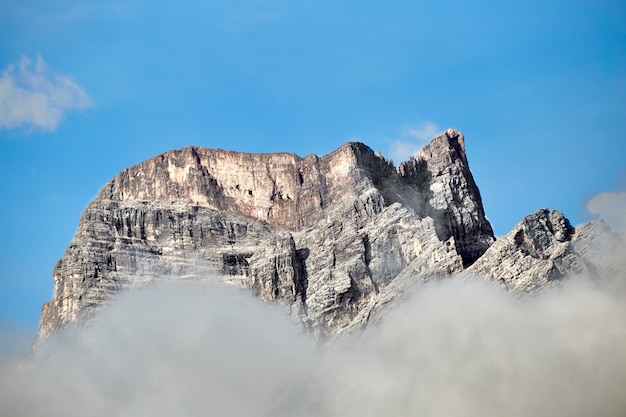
(0, 55, 91, 131)
(587, 191, 626, 233)
(388, 121, 442, 162)
(2, 271, 625, 417)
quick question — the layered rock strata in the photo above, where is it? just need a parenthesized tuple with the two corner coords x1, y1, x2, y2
(40, 128, 620, 341)
(39, 129, 495, 339)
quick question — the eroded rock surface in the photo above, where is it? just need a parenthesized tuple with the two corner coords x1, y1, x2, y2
(468, 209, 623, 293)
(39, 129, 495, 340)
(39, 128, 621, 341)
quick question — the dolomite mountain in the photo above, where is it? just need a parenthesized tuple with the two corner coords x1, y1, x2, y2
(38, 129, 618, 340)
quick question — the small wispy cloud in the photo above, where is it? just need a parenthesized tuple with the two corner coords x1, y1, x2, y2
(403, 121, 441, 142)
(388, 121, 442, 163)
(587, 191, 626, 233)
(0, 54, 91, 132)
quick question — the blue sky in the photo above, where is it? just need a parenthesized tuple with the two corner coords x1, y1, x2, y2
(1, 0, 625, 334)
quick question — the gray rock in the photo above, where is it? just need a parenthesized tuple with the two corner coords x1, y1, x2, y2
(467, 208, 623, 293)
(40, 127, 621, 342)
(39, 129, 495, 340)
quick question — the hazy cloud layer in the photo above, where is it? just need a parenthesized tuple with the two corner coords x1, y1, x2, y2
(388, 121, 441, 162)
(587, 191, 626, 233)
(2, 272, 625, 417)
(329, 278, 626, 417)
(0, 55, 91, 131)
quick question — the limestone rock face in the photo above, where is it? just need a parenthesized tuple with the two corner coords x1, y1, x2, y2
(39, 129, 496, 340)
(412, 128, 493, 266)
(467, 209, 623, 293)
(41, 128, 620, 341)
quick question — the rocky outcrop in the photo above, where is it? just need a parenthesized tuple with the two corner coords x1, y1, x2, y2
(39, 128, 496, 340)
(467, 209, 623, 293)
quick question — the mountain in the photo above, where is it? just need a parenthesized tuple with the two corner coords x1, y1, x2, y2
(37, 129, 616, 340)
(467, 209, 622, 293)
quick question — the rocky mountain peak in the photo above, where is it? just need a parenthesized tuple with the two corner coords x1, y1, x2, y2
(39, 129, 499, 340)
(467, 208, 612, 293)
(39, 129, 617, 341)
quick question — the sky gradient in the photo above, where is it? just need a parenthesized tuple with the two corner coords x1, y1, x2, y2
(1, 0, 625, 334)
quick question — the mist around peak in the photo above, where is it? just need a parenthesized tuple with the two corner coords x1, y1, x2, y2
(2, 263, 626, 417)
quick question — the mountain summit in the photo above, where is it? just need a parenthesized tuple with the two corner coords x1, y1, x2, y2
(38, 129, 615, 340)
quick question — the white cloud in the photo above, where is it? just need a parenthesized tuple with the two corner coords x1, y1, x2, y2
(388, 121, 442, 163)
(403, 120, 441, 141)
(0, 54, 91, 131)
(587, 191, 626, 233)
(2, 276, 626, 416)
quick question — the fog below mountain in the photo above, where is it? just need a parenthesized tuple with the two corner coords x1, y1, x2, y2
(2, 269, 625, 417)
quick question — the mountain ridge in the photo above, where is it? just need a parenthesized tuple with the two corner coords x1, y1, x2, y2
(38, 129, 615, 341)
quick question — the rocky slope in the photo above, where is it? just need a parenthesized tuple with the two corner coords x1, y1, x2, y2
(467, 209, 622, 292)
(38, 129, 619, 340)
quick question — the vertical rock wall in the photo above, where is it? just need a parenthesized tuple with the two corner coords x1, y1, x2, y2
(39, 129, 496, 340)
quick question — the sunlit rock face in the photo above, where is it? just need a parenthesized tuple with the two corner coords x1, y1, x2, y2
(39, 129, 497, 340)
(468, 210, 623, 293)
(40, 128, 620, 341)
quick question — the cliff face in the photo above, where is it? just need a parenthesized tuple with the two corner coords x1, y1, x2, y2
(39, 128, 619, 341)
(39, 129, 495, 339)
